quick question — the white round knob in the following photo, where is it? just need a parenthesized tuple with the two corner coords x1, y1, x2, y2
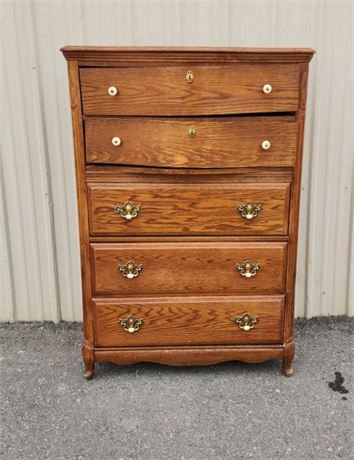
(108, 86, 118, 96)
(112, 137, 122, 146)
(263, 84, 272, 94)
(261, 140, 271, 150)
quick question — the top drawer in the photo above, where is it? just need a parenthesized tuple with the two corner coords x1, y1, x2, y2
(80, 64, 299, 116)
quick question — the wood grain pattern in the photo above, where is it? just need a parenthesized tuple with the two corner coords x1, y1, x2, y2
(94, 346, 284, 366)
(93, 296, 284, 347)
(82, 339, 95, 379)
(80, 64, 299, 116)
(284, 62, 310, 348)
(62, 46, 315, 64)
(67, 61, 95, 378)
(91, 242, 287, 296)
(89, 236, 288, 243)
(85, 165, 293, 182)
(85, 117, 298, 168)
(282, 340, 295, 377)
(62, 46, 314, 377)
(88, 182, 290, 236)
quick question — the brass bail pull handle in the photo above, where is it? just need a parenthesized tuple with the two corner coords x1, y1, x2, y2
(237, 203, 262, 220)
(119, 316, 144, 333)
(118, 261, 143, 279)
(234, 314, 259, 331)
(115, 201, 142, 220)
(235, 260, 260, 278)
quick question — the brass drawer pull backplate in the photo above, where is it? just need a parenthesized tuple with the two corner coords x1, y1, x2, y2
(234, 313, 259, 331)
(115, 201, 142, 220)
(237, 202, 262, 220)
(235, 260, 260, 278)
(119, 315, 144, 333)
(118, 261, 143, 279)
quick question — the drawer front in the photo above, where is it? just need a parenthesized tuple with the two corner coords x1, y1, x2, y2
(91, 242, 287, 296)
(88, 183, 290, 236)
(85, 117, 297, 168)
(93, 296, 284, 347)
(80, 64, 299, 115)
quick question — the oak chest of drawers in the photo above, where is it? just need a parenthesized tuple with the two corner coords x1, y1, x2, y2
(61, 46, 314, 378)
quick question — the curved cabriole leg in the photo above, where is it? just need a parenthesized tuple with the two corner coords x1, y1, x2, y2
(82, 340, 95, 379)
(282, 341, 295, 377)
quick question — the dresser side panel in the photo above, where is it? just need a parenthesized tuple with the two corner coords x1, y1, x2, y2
(284, 62, 310, 342)
(67, 61, 94, 349)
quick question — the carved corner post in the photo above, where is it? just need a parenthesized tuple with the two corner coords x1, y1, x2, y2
(82, 340, 95, 379)
(67, 60, 95, 379)
(282, 340, 295, 377)
(282, 62, 310, 376)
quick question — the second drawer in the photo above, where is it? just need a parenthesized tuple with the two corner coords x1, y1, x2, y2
(85, 117, 298, 168)
(91, 242, 287, 296)
(88, 182, 290, 236)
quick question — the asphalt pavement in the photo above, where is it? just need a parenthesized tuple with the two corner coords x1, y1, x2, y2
(0, 317, 353, 460)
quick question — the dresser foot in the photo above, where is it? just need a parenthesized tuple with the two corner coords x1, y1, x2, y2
(84, 364, 95, 379)
(282, 341, 295, 377)
(282, 364, 294, 377)
(82, 340, 95, 379)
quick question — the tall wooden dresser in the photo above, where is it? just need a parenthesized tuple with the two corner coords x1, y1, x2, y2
(61, 46, 314, 378)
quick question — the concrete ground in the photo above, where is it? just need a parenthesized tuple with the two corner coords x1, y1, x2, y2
(0, 317, 353, 460)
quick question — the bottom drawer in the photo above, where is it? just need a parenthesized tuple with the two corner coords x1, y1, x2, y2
(93, 296, 284, 347)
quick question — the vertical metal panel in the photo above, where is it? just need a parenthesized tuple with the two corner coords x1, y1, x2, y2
(0, 0, 352, 321)
(0, 147, 15, 322)
(349, 187, 354, 316)
(0, 32, 15, 322)
(1, 1, 60, 321)
(30, 0, 84, 321)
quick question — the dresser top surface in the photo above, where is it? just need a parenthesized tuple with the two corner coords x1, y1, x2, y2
(61, 45, 315, 62)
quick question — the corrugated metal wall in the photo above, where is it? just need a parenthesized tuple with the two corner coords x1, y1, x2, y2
(1, 0, 353, 322)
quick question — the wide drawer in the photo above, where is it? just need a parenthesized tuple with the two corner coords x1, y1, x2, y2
(88, 182, 290, 236)
(91, 242, 287, 296)
(80, 64, 299, 115)
(85, 117, 298, 168)
(93, 296, 284, 347)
